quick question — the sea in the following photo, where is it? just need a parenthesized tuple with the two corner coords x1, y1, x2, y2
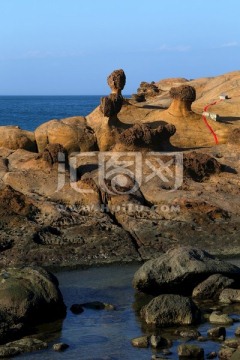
(0, 95, 103, 131)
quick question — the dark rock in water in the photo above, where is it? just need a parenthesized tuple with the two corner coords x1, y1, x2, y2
(0, 338, 48, 358)
(207, 326, 226, 340)
(133, 247, 240, 296)
(0, 266, 66, 327)
(150, 334, 172, 348)
(53, 343, 69, 352)
(140, 294, 201, 327)
(81, 301, 116, 310)
(192, 274, 235, 300)
(206, 351, 218, 359)
(70, 304, 84, 314)
(178, 344, 204, 359)
(183, 152, 223, 182)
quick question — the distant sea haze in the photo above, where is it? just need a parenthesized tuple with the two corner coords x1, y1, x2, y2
(0, 95, 103, 131)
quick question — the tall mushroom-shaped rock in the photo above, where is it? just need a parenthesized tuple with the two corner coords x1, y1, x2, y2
(168, 85, 196, 116)
(87, 69, 176, 151)
(145, 84, 229, 147)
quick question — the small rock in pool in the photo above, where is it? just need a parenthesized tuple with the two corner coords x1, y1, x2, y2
(53, 343, 69, 352)
(207, 326, 226, 340)
(81, 301, 116, 310)
(131, 336, 149, 348)
(70, 304, 84, 314)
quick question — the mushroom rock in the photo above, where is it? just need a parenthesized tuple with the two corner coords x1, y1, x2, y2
(145, 84, 230, 148)
(87, 69, 175, 152)
(107, 68, 126, 94)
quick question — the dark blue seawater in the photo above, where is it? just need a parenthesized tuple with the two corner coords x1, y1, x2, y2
(0, 96, 102, 131)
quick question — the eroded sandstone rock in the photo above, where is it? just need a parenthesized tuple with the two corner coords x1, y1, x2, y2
(0, 126, 36, 152)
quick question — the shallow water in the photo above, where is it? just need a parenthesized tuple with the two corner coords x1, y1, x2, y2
(19, 260, 240, 359)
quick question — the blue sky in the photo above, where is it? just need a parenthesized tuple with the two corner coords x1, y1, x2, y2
(0, 0, 239, 95)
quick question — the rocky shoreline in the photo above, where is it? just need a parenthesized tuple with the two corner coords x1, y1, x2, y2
(0, 69, 239, 357)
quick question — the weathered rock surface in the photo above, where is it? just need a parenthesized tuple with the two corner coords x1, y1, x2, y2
(0, 266, 66, 324)
(219, 288, 240, 304)
(133, 247, 240, 296)
(178, 344, 204, 359)
(35, 117, 98, 153)
(0, 126, 36, 152)
(209, 311, 233, 325)
(192, 274, 235, 300)
(0, 338, 48, 358)
(140, 294, 201, 327)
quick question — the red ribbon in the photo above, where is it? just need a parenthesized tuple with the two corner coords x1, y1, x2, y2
(202, 100, 222, 144)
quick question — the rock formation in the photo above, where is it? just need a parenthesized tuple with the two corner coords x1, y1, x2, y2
(0, 126, 36, 152)
(35, 116, 98, 154)
(87, 69, 176, 151)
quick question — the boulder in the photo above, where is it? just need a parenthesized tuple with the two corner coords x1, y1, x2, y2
(0, 338, 47, 358)
(35, 117, 97, 153)
(209, 311, 233, 325)
(133, 247, 240, 296)
(0, 126, 36, 152)
(178, 344, 204, 359)
(0, 266, 66, 325)
(140, 294, 200, 327)
(219, 288, 240, 304)
(192, 274, 235, 300)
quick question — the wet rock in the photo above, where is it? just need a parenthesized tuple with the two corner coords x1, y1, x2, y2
(224, 338, 240, 349)
(219, 289, 240, 304)
(150, 335, 172, 348)
(178, 344, 204, 359)
(53, 343, 69, 351)
(0, 338, 48, 358)
(0, 266, 66, 325)
(192, 274, 235, 300)
(140, 294, 200, 327)
(70, 304, 84, 314)
(206, 351, 218, 359)
(131, 336, 149, 348)
(207, 326, 226, 340)
(235, 327, 240, 336)
(231, 349, 240, 359)
(175, 329, 201, 339)
(209, 311, 233, 325)
(133, 246, 240, 296)
(81, 301, 116, 310)
(218, 346, 235, 359)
